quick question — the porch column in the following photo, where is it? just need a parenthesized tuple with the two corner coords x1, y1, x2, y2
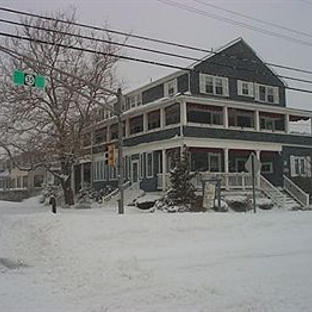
(223, 106, 228, 128)
(255, 110, 260, 131)
(160, 108, 165, 129)
(224, 148, 229, 190)
(162, 149, 167, 191)
(143, 113, 148, 133)
(180, 100, 187, 125)
(285, 114, 290, 133)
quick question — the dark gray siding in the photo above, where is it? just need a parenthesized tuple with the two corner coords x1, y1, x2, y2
(282, 146, 312, 194)
(140, 150, 159, 192)
(177, 73, 189, 94)
(261, 152, 283, 186)
(184, 126, 312, 146)
(124, 127, 181, 147)
(140, 177, 158, 192)
(192, 39, 286, 107)
(228, 77, 286, 107)
(142, 84, 164, 105)
(282, 146, 312, 177)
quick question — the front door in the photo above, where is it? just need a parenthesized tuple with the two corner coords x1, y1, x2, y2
(131, 160, 139, 184)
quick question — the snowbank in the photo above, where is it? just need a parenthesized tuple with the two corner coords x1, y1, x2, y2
(1, 199, 312, 311)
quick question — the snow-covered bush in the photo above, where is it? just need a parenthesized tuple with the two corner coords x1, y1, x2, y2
(256, 198, 274, 210)
(75, 183, 92, 209)
(39, 184, 62, 206)
(225, 195, 250, 212)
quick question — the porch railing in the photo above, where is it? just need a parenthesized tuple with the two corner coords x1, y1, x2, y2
(157, 172, 257, 191)
(283, 175, 309, 208)
(259, 175, 285, 208)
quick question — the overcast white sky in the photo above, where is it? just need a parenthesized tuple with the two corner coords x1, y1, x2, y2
(1, 0, 312, 110)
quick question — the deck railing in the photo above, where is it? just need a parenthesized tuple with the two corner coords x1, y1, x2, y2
(283, 175, 309, 208)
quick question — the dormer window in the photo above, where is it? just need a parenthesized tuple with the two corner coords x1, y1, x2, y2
(126, 93, 142, 110)
(237, 80, 254, 97)
(255, 83, 279, 104)
(164, 79, 178, 97)
(199, 74, 229, 96)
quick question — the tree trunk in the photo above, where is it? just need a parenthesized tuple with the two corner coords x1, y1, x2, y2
(61, 179, 74, 206)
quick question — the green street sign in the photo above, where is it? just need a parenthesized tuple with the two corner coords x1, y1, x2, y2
(13, 70, 45, 89)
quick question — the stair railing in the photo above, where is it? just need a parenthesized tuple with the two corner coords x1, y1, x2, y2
(259, 175, 285, 208)
(283, 175, 309, 208)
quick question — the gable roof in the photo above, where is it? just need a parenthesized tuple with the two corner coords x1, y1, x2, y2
(192, 37, 286, 87)
(124, 38, 285, 96)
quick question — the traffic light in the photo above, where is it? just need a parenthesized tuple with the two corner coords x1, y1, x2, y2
(107, 144, 116, 167)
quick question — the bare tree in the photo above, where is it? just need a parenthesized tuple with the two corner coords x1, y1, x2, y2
(0, 9, 122, 205)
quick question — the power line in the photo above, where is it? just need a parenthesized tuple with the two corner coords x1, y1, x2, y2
(157, 0, 312, 48)
(1, 30, 312, 96)
(1, 17, 312, 87)
(1, 5, 312, 77)
(0, 17, 199, 63)
(191, 0, 312, 40)
(0, 28, 310, 88)
(0, 6, 210, 54)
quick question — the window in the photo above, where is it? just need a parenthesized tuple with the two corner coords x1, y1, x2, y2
(23, 176, 28, 188)
(228, 109, 255, 129)
(191, 151, 221, 172)
(129, 115, 144, 135)
(187, 103, 223, 125)
(261, 162, 273, 174)
(290, 156, 311, 177)
(94, 127, 106, 144)
(34, 175, 44, 187)
(146, 152, 153, 178)
(147, 110, 160, 130)
(109, 166, 117, 180)
(164, 79, 178, 97)
(260, 113, 285, 132)
(199, 74, 229, 96)
(255, 84, 279, 104)
(94, 160, 106, 181)
(126, 93, 142, 110)
(237, 80, 254, 97)
(140, 153, 144, 179)
(83, 133, 92, 146)
(109, 124, 118, 140)
(165, 103, 180, 126)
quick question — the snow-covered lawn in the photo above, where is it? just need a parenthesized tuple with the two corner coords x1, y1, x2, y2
(1, 198, 312, 311)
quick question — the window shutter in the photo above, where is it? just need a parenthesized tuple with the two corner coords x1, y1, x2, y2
(273, 87, 279, 104)
(164, 82, 169, 97)
(199, 74, 205, 93)
(254, 83, 260, 101)
(237, 80, 243, 96)
(248, 82, 254, 97)
(290, 155, 296, 177)
(222, 77, 229, 96)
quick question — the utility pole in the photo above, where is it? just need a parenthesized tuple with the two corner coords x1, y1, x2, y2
(116, 88, 124, 214)
(251, 153, 257, 214)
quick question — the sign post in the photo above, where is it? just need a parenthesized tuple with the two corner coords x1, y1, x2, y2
(245, 153, 261, 213)
(13, 70, 45, 89)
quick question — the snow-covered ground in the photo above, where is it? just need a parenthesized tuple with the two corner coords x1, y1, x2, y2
(1, 197, 312, 312)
